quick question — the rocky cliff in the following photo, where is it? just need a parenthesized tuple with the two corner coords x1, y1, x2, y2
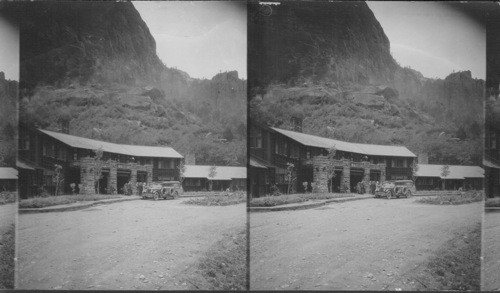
(249, 2, 483, 165)
(12, 2, 246, 166)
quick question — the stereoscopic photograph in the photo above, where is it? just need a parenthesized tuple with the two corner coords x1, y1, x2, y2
(7, 1, 247, 290)
(248, 2, 487, 291)
(2, 0, 500, 291)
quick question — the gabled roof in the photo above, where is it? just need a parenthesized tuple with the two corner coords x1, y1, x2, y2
(40, 129, 183, 159)
(0, 167, 17, 179)
(416, 164, 484, 179)
(271, 127, 416, 157)
(184, 165, 246, 180)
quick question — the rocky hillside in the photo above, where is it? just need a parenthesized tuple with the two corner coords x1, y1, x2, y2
(12, 2, 246, 166)
(0, 72, 17, 167)
(249, 2, 483, 166)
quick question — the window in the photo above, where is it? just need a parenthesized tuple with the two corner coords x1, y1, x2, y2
(290, 144, 299, 159)
(158, 159, 174, 169)
(393, 159, 404, 168)
(249, 129, 263, 148)
(306, 149, 311, 159)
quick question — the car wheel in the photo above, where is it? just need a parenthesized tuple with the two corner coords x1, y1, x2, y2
(153, 191, 159, 201)
(173, 191, 179, 199)
(386, 191, 392, 199)
(406, 190, 412, 198)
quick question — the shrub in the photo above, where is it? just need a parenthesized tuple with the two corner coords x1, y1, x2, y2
(249, 192, 354, 207)
(184, 192, 246, 206)
(415, 191, 483, 205)
(485, 197, 500, 207)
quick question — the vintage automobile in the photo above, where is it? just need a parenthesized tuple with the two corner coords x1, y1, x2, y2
(375, 180, 415, 199)
(142, 181, 183, 200)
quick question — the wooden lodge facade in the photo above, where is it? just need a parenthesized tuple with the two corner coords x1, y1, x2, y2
(18, 124, 183, 198)
(249, 125, 416, 198)
(415, 164, 484, 191)
(183, 165, 246, 192)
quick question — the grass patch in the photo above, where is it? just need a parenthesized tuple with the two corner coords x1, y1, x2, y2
(249, 192, 355, 207)
(182, 229, 247, 290)
(0, 224, 15, 289)
(415, 191, 483, 205)
(184, 192, 246, 206)
(411, 222, 481, 291)
(0, 192, 16, 205)
(19, 194, 124, 209)
(486, 197, 500, 207)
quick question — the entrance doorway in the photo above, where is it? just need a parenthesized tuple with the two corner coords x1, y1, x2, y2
(98, 169, 109, 194)
(117, 169, 131, 194)
(137, 171, 148, 183)
(350, 168, 364, 192)
(328, 170, 342, 193)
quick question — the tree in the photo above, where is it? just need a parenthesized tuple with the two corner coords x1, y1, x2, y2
(326, 146, 337, 193)
(441, 164, 450, 190)
(411, 160, 419, 183)
(53, 164, 64, 196)
(178, 159, 186, 185)
(208, 165, 217, 191)
(285, 162, 296, 194)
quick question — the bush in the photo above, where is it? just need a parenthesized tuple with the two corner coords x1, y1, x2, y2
(485, 197, 500, 207)
(19, 194, 124, 209)
(415, 191, 483, 205)
(0, 192, 16, 205)
(184, 192, 246, 206)
(249, 193, 354, 207)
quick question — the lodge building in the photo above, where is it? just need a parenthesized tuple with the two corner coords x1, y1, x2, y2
(249, 124, 417, 198)
(18, 124, 182, 198)
(183, 165, 246, 192)
(415, 164, 484, 191)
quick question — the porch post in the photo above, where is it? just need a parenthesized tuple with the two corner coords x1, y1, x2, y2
(109, 161, 117, 194)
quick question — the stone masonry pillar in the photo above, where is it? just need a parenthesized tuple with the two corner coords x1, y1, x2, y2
(380, 164, 386, 182)
(146, 165, 153, 184)
(312, 156, 329, 193)
(130, 165, 138, 195)
(79, 158, 95, 195)
(341, 159, 350, 193)
(363, 162, 370, 194)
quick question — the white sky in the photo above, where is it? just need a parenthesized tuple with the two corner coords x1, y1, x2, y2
(133, 1, 247, 80)
(367, 2, 485, 80)
(0, 16, 19, 81)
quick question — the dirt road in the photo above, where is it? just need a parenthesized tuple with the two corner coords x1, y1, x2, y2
(0, 203, 16, 289)
(482, 210, 500, 291)
(17, 199, 245, 290)
(250, 197, 482, 291)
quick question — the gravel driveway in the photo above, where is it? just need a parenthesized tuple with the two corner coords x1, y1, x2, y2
(17, 199, 245, 290)
(482, 210, 500, 291)
(250, 197, 482, 291)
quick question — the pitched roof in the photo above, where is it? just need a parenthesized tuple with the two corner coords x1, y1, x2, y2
(184, 165, 246, 180)
(271, 127, 416, 157)
(416, 164, 484, 179)
(40, 129, 183, 159)
(0, 167, 18, 179)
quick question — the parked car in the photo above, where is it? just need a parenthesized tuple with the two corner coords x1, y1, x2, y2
(375, 180, 415, 199)
(142, 181, 183, 200)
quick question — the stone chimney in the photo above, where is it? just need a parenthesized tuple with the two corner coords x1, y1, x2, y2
(418, 153, 428, 164)
(185, 153, 196, 165)
(291, 116, 303, 133)
(59, 119, 70, 134)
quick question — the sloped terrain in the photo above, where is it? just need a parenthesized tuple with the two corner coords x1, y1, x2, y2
(10, 1, 246, 165)
(249, 2, 483, 165)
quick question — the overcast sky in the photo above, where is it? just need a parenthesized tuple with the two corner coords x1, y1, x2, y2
(133, 1, 247, 80)
(0, 16, 18, 81)
(367, 2, 485, 80)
